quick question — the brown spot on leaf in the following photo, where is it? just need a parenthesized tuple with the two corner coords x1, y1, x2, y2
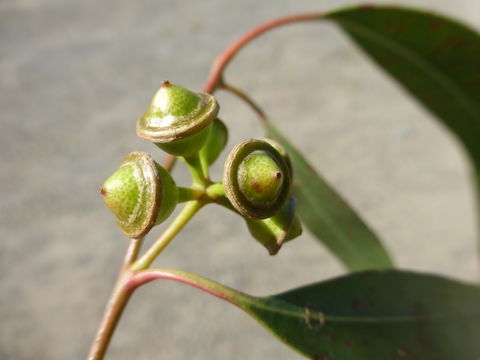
(313, 354, 331, 360)
(427, 19, 443, 31)
(351, 298, 362, 310)
(345, 339, 354, 348)
(397, 348, 407, 358)
(357, 4, 375, 10)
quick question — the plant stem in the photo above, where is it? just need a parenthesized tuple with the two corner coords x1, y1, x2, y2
(128, 268, 252, 307)
(177, 187, 204, 202)
(205, 182, 225, 199)
(221, 82, 268, 124)
(163, 154, 177, 172)
(122, 237, 144, 270)
(182, 154, 210, 188)
(131, 200, 204, 271)
(203, 13, 320, 93)
(86, 272, 133, 360)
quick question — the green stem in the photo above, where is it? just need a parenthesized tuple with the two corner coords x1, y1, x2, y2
(131, 200, 204, 271)
(182, 153, 209, 188)
(205, 182, 225, 199)
(177, 187, 204, 203)
(221, 82, 268, 124)
(206, 182, 244, 215)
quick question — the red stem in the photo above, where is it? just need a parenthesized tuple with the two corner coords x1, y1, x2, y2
(128, 270, 237, 306)
(202, 12, 320, 93)
(86, 275, 133, 360)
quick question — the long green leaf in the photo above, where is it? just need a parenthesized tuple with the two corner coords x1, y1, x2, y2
(154, 268, 480, 359)
(325, 6, 480, 261)
(326, 6, 480, 164)
(266, 123, 393, 271)
(267, 6, 480, 269)
(248, 270, 480, 359)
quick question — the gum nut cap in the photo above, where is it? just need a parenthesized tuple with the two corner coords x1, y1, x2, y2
(101, 152, 161, 238)
(137, 81, 219, 143)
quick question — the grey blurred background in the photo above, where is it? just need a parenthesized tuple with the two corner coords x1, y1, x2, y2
(1, 0, 479, 359)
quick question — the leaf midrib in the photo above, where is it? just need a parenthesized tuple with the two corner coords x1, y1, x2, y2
(249, 295, 480, 325)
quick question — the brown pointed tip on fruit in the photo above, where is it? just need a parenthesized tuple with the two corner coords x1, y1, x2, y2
(101, 151, 178, 238)
(223, 139, 291, 219)
(262, 138, 293, 182)
(136, 81, 219, 156)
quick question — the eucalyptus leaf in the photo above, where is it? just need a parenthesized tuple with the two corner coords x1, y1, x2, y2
(325, 6, 480, 258)
(326, 6, 480, 163)
(266, 123, 393, 271)
(155, 268, 480, 359)
(245, 270, 480, 359)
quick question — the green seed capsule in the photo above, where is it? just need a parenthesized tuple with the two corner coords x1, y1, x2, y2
(246, 197, 302, 255)
(100, 151, 178, 238)
(136, 81, 219, 157)
(223, 139, 291, 219)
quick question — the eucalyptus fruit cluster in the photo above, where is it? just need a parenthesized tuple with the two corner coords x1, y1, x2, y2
(101, 81, 302, 254)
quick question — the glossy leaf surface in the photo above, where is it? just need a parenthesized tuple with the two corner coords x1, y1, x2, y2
(152, 269, 480, 359)
(245, 270, 480, 359)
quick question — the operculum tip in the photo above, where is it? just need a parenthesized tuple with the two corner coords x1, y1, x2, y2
(99, 186, 107, 196)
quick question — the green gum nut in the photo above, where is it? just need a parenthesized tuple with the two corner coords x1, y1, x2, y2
(199, 118, 228, 167)
(136, 81, 219, 157)
(223, 139, 291, 219)
(246, 197, 302, 255)
(100, 151, 178, 238)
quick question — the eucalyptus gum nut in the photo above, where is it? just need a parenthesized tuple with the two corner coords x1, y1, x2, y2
(223, 139, 291, 219)
(100, 151, 178, 238)
(136, 81, 219, 157)
(246, 197, 302, 255)
(199, 118, 228, 166)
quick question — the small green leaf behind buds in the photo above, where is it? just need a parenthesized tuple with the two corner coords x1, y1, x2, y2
(100, 151, 178, 238)
(199, 118, 228, 168)
(224, 139, 291, 219)
(136, 81, 219, 157)
(246, 197, 302, 255)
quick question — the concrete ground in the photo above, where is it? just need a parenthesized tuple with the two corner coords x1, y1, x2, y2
(1, 0, 479, 359)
